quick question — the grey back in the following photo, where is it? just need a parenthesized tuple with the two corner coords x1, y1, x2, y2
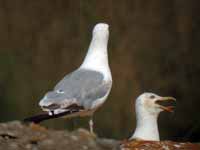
(42, 69, 112, 109)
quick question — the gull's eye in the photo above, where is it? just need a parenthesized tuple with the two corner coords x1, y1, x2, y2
(56, 89, 64, 94)
(150, 95, 155, 99)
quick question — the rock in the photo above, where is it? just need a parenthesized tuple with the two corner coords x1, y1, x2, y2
(0, 121, 119, 150)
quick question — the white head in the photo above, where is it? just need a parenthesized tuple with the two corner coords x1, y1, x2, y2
(131, 92, 176, 141)
(92, 23, 109, 38)
(135, 92, 176, 116)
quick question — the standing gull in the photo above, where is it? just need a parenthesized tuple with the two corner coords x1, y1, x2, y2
(25, 23, 112, 134)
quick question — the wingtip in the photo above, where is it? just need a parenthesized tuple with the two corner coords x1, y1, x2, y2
(23, 113, 50, 124)
(23, 110, 74, 124)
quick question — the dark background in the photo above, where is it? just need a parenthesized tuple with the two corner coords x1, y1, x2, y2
(0, 0, 200, 142)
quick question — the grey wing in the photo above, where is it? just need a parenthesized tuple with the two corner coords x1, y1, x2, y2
(39, 69, 111, 111)
(78, 79, 112, 109)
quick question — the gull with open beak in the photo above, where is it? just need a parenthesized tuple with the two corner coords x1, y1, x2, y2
(130, 92, 176, 141)
(120, 93, 200, 150)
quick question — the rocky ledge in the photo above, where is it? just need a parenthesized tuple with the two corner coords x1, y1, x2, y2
(2, 121, 199, 150)
(0, 121, 119, 150)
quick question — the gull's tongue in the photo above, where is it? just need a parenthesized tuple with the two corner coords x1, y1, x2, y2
(160, 106, 175, 112)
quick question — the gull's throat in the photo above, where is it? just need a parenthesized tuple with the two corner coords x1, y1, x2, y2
(131, 111, 160, 141)
(80, 29, 110, 80)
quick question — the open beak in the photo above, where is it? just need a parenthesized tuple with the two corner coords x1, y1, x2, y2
(155, 96, 176, 112)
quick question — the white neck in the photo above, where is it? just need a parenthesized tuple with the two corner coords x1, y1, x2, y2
(131, 111, 160, 141)
(80, 30, 111, 80)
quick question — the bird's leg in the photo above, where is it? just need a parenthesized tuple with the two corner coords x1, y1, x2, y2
(89, 116, 94, 134)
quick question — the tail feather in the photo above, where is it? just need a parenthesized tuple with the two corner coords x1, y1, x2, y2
(23, 110, 78, 124)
